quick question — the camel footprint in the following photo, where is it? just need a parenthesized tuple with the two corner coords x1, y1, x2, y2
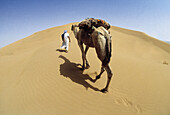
(115, 97, 142, 114)
(135, 105, 142, 114)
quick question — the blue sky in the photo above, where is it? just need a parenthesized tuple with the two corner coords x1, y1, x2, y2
(0, 0, 170, 47)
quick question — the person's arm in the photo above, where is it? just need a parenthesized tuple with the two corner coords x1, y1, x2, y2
(62, 34, 65, 42)
(68, 36, 71, 42)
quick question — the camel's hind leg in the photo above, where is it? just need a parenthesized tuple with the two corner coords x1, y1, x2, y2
(101, 65, 113, 93)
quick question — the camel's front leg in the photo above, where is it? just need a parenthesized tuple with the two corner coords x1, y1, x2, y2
(85, 46, 90, 69)
(78, 43, 86, 70)
(94, 66, 105, 82)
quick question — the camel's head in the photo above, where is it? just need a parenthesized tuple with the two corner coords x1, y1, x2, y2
(71, 25, 78, 31)
(78, 20, 91, 30)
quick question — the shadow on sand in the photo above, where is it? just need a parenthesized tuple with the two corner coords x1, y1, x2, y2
(56, 49, 67, 53)
(59, 55, 100, 92)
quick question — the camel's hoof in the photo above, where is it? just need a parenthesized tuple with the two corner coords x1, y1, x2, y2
(85, 65, 90, 69)
(101, 88, 108, 93)
(79, 68, 85, 71)
(96, 75, 100, 80)
(91, 79, 96, 83)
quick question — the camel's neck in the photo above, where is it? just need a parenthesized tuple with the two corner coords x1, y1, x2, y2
(72, 27, 79, 38)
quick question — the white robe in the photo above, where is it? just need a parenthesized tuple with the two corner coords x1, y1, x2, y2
(60, 32, 70, 51)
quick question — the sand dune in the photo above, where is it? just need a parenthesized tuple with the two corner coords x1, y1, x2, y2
(0, 23, 170, 115)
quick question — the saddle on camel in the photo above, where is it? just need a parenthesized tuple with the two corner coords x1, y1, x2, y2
(78, 18, 110, 34)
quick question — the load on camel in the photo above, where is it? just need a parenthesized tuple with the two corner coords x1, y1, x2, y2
(78, 18, 110, 30)
(71, 18, 113, 93)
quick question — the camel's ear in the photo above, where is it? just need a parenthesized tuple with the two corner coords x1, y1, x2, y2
(71, 25, 74, 30)
(71, 25, 72, 30)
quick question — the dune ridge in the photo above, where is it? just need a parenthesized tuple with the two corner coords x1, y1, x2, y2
(0, 23, 170, 115)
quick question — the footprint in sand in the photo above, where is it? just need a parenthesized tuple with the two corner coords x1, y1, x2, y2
(115, 98, 142, 114)
(135, 105, 142, 114)
(163, 61, 168, 65)
(115, 98, 133, 107)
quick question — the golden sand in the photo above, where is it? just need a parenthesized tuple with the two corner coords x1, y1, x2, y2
(0, 23, 170, 115)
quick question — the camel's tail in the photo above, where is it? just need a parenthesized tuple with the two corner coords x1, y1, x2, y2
(102, 33, 112, 66)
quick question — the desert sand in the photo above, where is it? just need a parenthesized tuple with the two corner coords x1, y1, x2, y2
(0, 23, 170, 115)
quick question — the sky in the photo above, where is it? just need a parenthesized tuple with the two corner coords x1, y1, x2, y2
(0, 0, 170, 48)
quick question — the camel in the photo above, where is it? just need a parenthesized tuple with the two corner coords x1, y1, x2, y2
(71, 24, 113, 93)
